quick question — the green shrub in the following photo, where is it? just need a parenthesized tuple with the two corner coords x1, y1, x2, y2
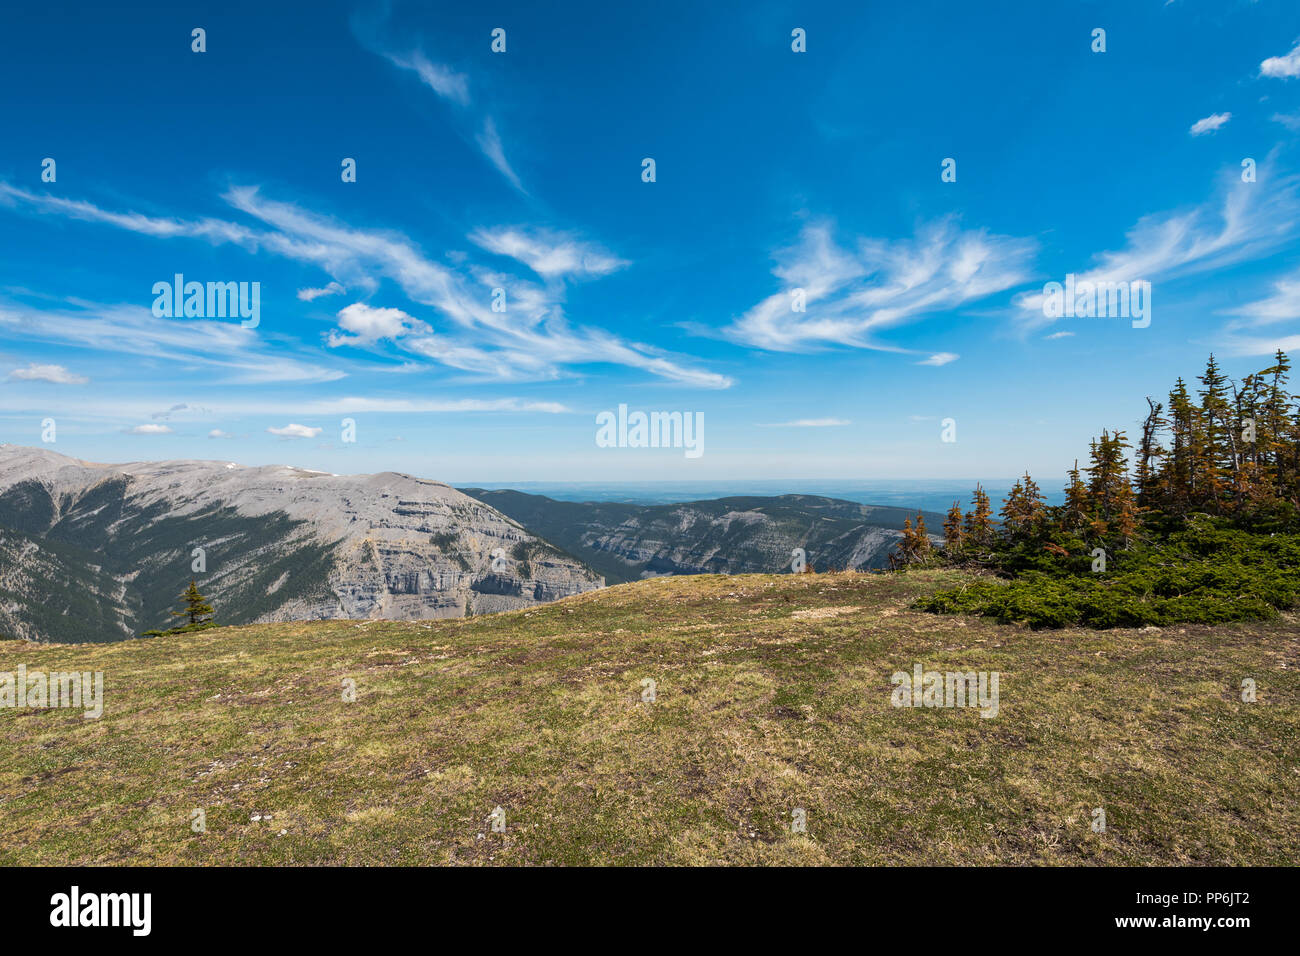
(916, 518, 1300, 629)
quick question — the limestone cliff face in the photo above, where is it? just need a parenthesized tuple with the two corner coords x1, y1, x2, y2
(0, 446, 602, 643)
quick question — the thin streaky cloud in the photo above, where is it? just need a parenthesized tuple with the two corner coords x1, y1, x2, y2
(297, 282, 345, 301)
(917, 352, 959, 366)
(469, 227, 627, 280)
(267, 423, 324, 439)
(476, 118, 525, 194)
(757, 418, 852, 427)
(0, 299, 344, 386)
(1218, 269, 1300, 357)
(382, 49, 470, 106)
(1224, 271, 1300, 329)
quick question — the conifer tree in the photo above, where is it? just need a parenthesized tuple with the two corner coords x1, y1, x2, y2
(1197, 355, 1232, 510)
(896, 518, 916, 566)
(144, 580, 216, 637)
(1085, 430, 1133, 536)
(963, 484, 995, 548)
(174, 579, 215, 627)
(1062, 460, 1089, 532)
(943, 501, 964, 551)
(914, 513, 931, 558)
(1163, 377, 1198, 512)
(999, 472, 1046, 540)
(1259, 349, 1294, 499)
(1136, 398, 1165, 507)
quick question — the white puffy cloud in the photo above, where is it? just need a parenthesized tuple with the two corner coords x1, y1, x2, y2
(1260, 40, 1300, 78)
(6, 362, 88, 384)
(327, 303, 430, 347)
(1189, 112, 1231, 135)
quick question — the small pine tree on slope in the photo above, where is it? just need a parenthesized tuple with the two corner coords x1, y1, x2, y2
(144, 580, 216, 637)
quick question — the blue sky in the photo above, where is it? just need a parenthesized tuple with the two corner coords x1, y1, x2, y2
(1, 0, 1299, 484)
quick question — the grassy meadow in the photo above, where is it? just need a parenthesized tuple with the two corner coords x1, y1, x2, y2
(1, 569, 1295, 865)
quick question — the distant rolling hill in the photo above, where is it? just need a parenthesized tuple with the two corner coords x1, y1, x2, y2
(459, 488, 945, 584)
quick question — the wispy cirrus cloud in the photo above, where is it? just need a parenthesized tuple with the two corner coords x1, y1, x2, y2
(381, 49, 469, 106)
(0, 183, 731, 389)
(757, 418, 851, 427)
(469, 227, 627, 280)
(0, 182, 257, 244)
(355, 13, 523, 194)
(476, 118, 525, 194)
(724, 218, 1035, 352)
(1014, 168, 1300, 331)
(0, 297, 343, 385)
(223, 187, 726, 386)
(0, 391, 572, 424)
(1218, 268, 1300, 356)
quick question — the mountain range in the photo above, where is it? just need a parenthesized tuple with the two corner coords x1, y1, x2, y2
(0, 445, 599, 643)
(0, 446, 940, 643)
(459, 488, 943, 584)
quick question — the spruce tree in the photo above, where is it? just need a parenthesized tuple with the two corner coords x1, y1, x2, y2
(1062, 460, 1089, 532)
(1197, 355, 1232, 510)
(943, 501, 964, 552)
(1000, 472, 1046, 540)
(174, 580, 215, 628)
(1136, 398, 1165, 508)
(1085, 430, 1133, 536)
(963, 484, 995, 548)
(1163, 377, 1197, 512)
(144, 580, 216, 637)
(914, 513, 931, 558)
